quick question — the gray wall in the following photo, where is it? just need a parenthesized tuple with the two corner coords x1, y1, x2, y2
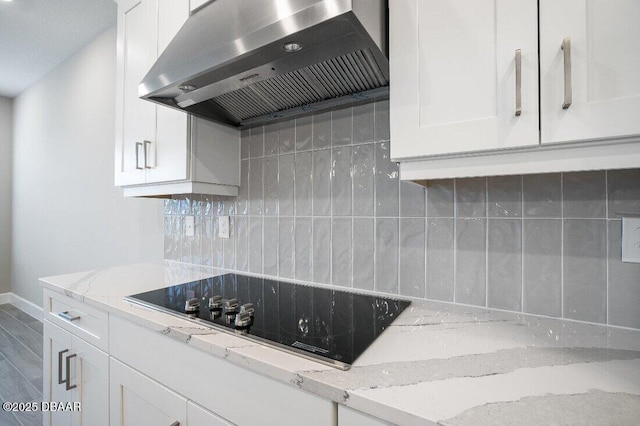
(12, 27, 164, 305)
(0, 96, 12, 294)
(165, 101, 640, 330)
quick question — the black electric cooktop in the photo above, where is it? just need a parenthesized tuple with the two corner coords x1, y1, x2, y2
(126, 274, 411, 369)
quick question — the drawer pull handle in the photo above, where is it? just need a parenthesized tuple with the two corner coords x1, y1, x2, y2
(561, 37, 572, 109)
(169, 422, 180, 426)
(65, 353, 77, 391)
(58, 349, 69, 385)
(135, 142, 144, 170)
(515, 49, 522, 116)
(59, 311, 81, 322)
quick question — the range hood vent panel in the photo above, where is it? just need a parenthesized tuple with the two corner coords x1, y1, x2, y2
(212, 49, 387, 122)
(140, 0, 389, 129)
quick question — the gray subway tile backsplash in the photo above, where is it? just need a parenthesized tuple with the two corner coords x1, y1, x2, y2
(487, 175, 522, 217)
(352, 143, 375, 217)
(312, 218, 331, 284)
(248, 216, 262, 274)
(332, 146, 353, 216)
(294, 152, 313, 216)
(400, 181, 426, 218)
(456, 177, 487, 218)
(375, 218, 399, 294)
(332, 218, 352, 287)
(248, 157, 263, 215)
(522, 219, 562, 317)
(563, 171, 606, 218)
(399, 218, 426, 298)
(263, 217, 278, 277)
(523, 173, 562, 217)
(278, 154, 295, 216)
(264, 123, 279, 156)
(331, 107, 353, 146)
(563, 219, 607, 323)
(295, 116, 313, 152)
(487, 219, 522, 311)
(166, 101, 640, 330)
(455, 218, 486, 306)
(608, 168, 640, 217)
(427, 179, 454, 218)
(278, 217, 294, 279)
(353, 218, 374, 291)
(294, 218, 312, 282)
(375, 142, 399, 217)
(312, 149, 331, 216)
(426, 218, 455, 302)
(279, 120, 295, 154)
(250, 127, 264, 158)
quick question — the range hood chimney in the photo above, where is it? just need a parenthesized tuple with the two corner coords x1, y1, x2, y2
(139, 0, 389, 129)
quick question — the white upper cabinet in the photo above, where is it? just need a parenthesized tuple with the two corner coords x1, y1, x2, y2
(540, 0, 640, 144)
(390, 0, 640, 180)
(115, 0, 239, 196)
(390, 0, 539, 159)
(116, 0, 159, 186)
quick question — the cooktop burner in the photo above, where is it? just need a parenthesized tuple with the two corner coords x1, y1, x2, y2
(125, 274, 411, 369)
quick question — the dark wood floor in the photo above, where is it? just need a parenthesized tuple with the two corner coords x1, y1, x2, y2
(0, 304, 43, 426)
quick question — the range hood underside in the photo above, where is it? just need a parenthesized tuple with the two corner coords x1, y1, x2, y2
(144, 12, 389, 129)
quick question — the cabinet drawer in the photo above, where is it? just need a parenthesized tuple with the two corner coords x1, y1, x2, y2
(43, 289, 108, 352)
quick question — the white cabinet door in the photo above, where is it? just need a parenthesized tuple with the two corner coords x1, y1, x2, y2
(70, 336, 109, 426)
(187, 402, 234, 426)
(43, 321, 109, 426)
(115, 0, 158, 186)
(44, 321, 73, 426)
(540, 0, 640, 144)
(146, 0, 190, 184)
(109, 358, 186, 426)
(390, 0, 539, 160)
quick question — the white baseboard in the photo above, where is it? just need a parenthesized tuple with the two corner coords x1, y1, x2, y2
(5, 293, 44, 321)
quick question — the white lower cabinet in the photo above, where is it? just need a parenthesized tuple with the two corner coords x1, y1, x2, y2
(109, 358, 186, 426)
(43, 321, 109, 426)
(187, 402, 234, 426)
(109, 315, 336, 426)
(338, 406, 393, 426)
(43, 291, 339, 426)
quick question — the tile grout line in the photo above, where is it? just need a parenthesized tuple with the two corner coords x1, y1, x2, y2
(521, 176, 525, 314)
(485, 177, 489, 309)
(452, 179, 457, 304)
(560, 173, 565, 319)
(605, 170, 610, 326)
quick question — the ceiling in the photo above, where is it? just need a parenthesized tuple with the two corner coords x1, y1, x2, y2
(0, 0, 116, 98)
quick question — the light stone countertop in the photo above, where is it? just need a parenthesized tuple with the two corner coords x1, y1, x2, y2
(40, 262, 640, 426)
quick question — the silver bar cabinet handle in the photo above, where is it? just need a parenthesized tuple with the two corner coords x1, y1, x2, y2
(58, 349, 69, 385)
(561, 37, 572, 109)
(135, 142, 143, 170)
(65, 353, 77, 391)
(58, 311, 80, 322)
(515, 49, 522, 116)
(144, 140, 152, 169)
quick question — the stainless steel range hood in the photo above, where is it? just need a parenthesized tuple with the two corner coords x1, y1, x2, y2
(139, 0, 388, 129)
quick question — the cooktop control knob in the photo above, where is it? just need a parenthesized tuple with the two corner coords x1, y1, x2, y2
(208, 295, 223, 310)
(224, 298, 239, 314)
(184, 298, 199, 313)
(235, 311, 253, 328)
(240, 303, 254, 316)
